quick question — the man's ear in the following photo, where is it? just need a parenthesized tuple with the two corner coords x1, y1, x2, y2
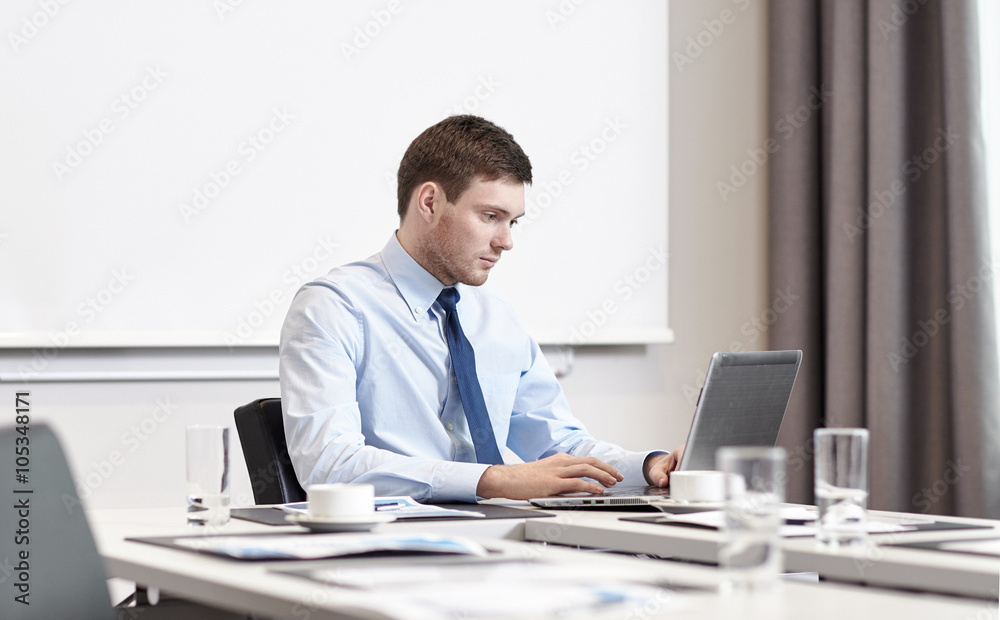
(413, 182, 445, 224)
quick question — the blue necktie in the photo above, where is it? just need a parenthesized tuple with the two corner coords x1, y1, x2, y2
(437, 287, 504, 465)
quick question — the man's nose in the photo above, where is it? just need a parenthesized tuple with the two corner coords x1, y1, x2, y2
(494, 226, 513, 252)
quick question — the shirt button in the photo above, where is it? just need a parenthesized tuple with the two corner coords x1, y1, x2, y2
(414, 306, 423, 315)
(447, 423, 453, 431)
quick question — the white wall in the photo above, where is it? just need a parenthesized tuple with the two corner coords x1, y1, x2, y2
(1, 0, 769, 510)
(565, 0, 770, 455)
(1, 1, 670, 348)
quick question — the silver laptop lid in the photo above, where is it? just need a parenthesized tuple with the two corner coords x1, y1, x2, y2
(677, 349, 801, 471)
(527, 350, 802, 509)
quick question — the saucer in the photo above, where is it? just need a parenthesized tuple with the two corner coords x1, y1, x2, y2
(652, 499, 723, 514)
(285, 512, 396, 533)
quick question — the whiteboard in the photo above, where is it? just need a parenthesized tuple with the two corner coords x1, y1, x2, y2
(0, 0, 669, 347)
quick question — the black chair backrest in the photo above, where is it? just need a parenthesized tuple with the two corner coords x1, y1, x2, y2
(0, 422, 114, 619)
(234, 398, 306, 504)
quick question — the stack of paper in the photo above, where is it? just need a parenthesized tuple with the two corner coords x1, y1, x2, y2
(280, 496, 484, 519)
(277, 559, 687, 619)
(174, 533, 489, 560)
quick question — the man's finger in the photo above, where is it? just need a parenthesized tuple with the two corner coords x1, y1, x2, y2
(576, 456, 622, 480)
(648, 454, 675, 487)
(554, 478, 607, 496)
(671, 445, 686, 469)
(562, 463, 619, 486)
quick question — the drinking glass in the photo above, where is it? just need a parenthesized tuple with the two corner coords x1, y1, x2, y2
(814, 428, 869, 546)
(186, 425, 230, 526)
(717, 446, 786, 593)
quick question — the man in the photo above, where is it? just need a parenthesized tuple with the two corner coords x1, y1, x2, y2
(280, 115, 681, 502)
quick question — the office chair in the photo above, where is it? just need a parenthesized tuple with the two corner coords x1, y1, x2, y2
(233, 398, 306, 504)
(0, 422, 115, 619)
(0, 423, 263, 619)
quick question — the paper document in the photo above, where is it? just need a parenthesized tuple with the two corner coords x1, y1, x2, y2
(280, 495, 484, 519)
(657, 508, 921, 537)
(277, 559, 689, 619)
(173, 532, 490, 560)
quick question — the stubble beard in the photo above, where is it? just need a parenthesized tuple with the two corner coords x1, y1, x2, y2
(420, 223, 489, 287)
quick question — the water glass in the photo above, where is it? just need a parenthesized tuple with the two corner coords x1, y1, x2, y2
(814, 428, 869, 546)
(717, 446, 786, 594)
(186, 425, 230, 526)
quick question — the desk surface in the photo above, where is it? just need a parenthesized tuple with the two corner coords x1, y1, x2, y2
(89, 505, 1000, 620)
(522, 506, 1000, 599)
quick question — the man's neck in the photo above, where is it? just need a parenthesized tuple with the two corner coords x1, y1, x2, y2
(393, 228, 454, 287)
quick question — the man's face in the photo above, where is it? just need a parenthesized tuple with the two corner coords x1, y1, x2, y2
(421, 178, 525, 286)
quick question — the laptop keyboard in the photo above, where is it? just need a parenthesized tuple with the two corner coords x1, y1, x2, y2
(601, 485, 672, 497)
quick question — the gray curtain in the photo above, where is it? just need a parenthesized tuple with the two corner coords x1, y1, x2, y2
(768, 0, 1000, 518)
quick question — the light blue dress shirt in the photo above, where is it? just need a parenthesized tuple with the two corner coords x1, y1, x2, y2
(279, 234, 657, 502)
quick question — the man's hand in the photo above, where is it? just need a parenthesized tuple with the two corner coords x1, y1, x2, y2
(476, 453, 623, 500)
(644, 445, 685, 487)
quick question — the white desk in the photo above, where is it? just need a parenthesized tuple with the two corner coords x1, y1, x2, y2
(522, 507, 1000, 599)
(89, 506, 999, 620)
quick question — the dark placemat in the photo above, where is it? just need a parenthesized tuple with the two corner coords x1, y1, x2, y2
(532, 503, 666, 513)
(619, 515, 715, 529)
(232, 507, 295, 526)
(428, 503, 556, 521)
(889, 537, 1000, 558)
(619, 515, 995, 534)
(903, 521, 994, 533)
(233, 503, 555, 526)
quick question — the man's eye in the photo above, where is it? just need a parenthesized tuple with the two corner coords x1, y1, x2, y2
(484, 213, 496, 221)
(510, 219, 519, 228)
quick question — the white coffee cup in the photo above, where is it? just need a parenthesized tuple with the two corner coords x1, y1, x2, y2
(669, 470, 726, 502)
(307, 483, 374, 520)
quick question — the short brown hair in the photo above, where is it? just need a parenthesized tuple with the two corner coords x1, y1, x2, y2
(396, 115, 532, 220)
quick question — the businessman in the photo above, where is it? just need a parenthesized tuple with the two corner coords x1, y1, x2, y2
(279, 115, 681, 502)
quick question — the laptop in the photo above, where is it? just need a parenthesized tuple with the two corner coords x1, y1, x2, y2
(529, 349, 802, 509)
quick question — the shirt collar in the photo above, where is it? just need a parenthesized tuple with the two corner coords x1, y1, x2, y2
(381, 233, 449, 321)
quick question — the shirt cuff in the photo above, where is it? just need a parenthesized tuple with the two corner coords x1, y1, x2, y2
(429, 461, 491, 503)
(631, 450, 668, 486)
